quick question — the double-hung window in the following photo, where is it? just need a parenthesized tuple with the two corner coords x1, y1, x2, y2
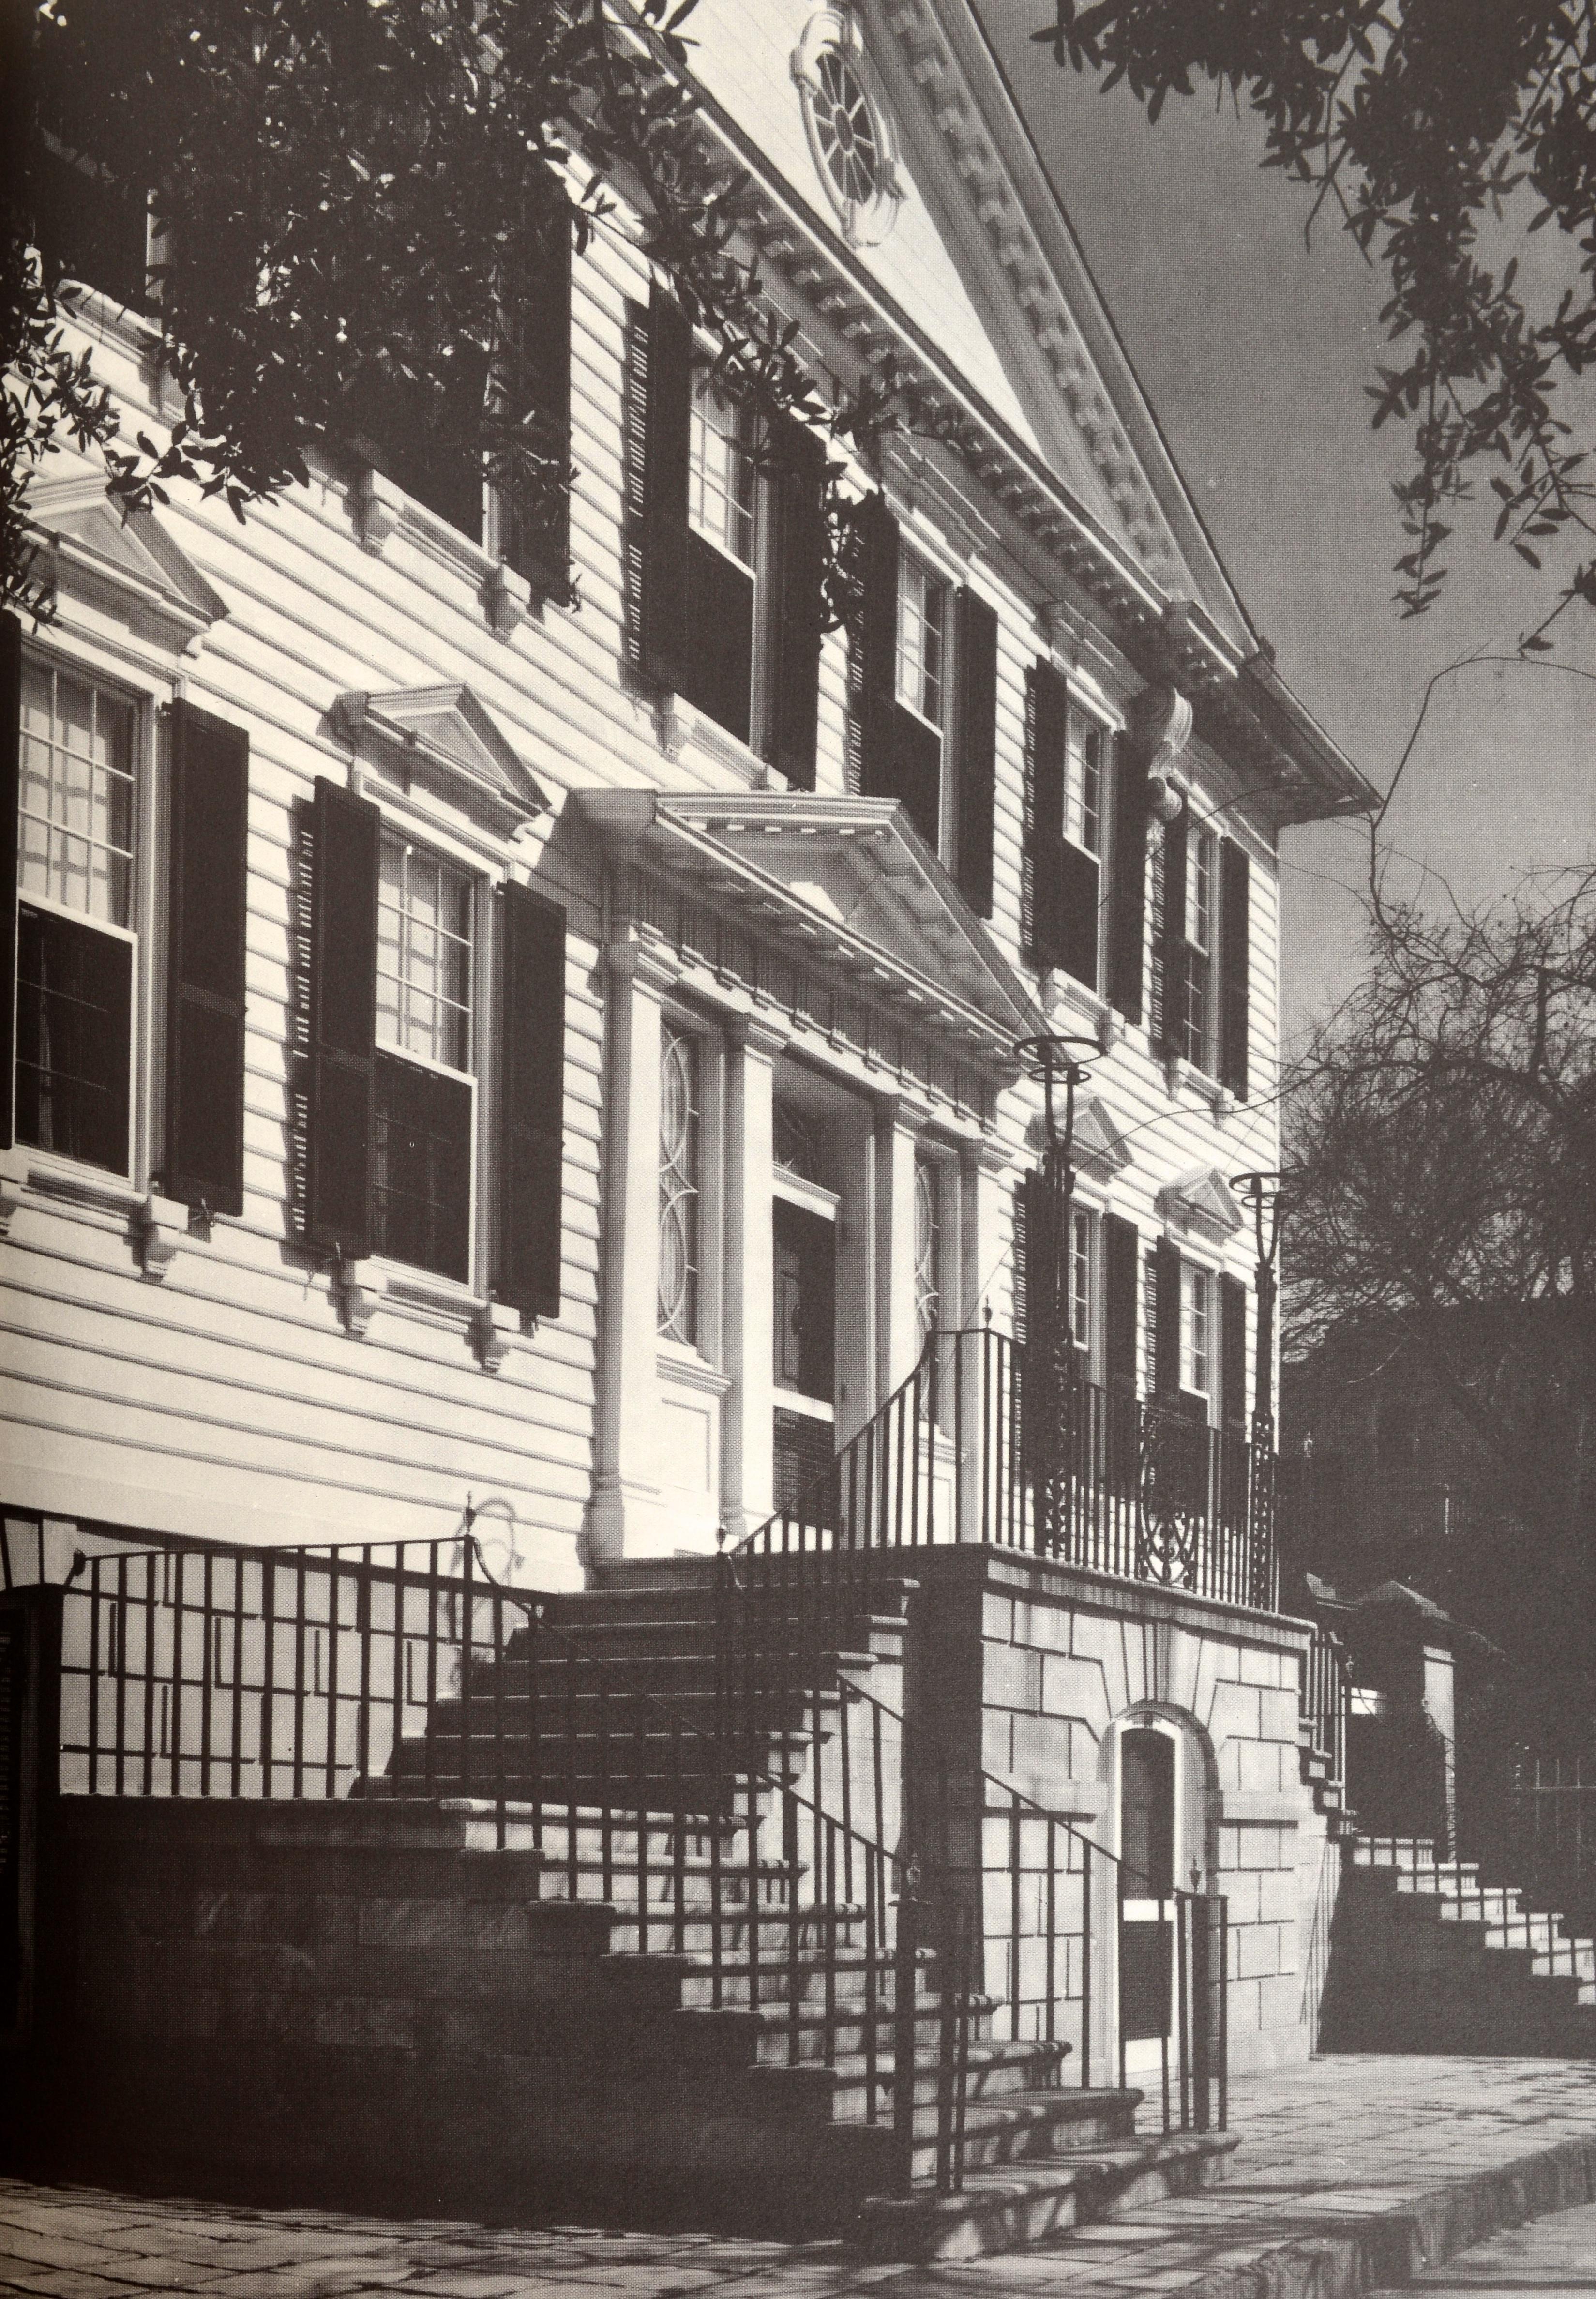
(1179, 1261, 1213, 1403)
(1070, 1208, 1093, 1357)
(15, 659, 137, 1174)
(372, 833, 475, 1283)
(680, 379, 763, 747)
(896, 552, 948, 731)
(1181, 825, 1216, 1070)
(1024, 661, 1110, 993)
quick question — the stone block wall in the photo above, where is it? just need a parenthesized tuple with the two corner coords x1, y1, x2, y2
(907, 1549, 1334, 2081)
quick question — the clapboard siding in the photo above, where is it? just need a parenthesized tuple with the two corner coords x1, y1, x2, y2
(1, 47, 1294, 1578)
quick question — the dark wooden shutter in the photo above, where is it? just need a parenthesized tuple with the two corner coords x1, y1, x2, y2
(496, 880, 566, 1319)
(638, 287, 693, 692)
(1108, 754, 1148, 1022)
(1058, 839, 1099, 992)
(1149, 808, 1186, 1058)
(1220, 1271, 1248, 1430)
(1104, 1212, 1139, 1396)
(1022, 660, 1068, 970)
(1151, 1237, 1182, 1401)
(853, 494, 899, 802)
(305, 777, 379, 1260)
(953, 588, 997, 914)
(1011, 1170, 1030, 1345)
(1219, 839, 1250, 1099)
(0, 615, 19, 1151)
(770, 417, 826, 790)
(504, 197, 572, 596)
(164, 702, 248, 1215)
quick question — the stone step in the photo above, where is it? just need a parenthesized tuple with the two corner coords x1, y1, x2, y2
(804, 2037, 1070, 2121)
(856, 2128, 1239, 2261)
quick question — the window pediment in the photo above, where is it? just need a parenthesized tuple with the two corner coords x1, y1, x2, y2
(1159, 1165, 1243, 1245)
(27, 472, 227, 653)
(1025, 1094, 1130, 1180)
(331, 684, 549, 836)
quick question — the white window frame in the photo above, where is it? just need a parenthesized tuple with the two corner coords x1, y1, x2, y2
(369, 826, 482, 1290)
(14, 648, 154, 1188)
(1069, 1204, 1096, 1362)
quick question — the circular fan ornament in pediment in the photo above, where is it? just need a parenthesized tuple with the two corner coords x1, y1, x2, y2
(793, 10, 903, 248)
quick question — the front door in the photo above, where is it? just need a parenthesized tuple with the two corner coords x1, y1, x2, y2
(1118, 1726, 1175, 2076)
(772, 1195, 836, 1511)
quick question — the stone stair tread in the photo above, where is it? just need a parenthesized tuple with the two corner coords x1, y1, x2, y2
(855, 2129, 1239, 2260)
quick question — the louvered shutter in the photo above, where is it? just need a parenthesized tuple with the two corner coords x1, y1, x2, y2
(504, 197, 572, 597)
(1108, 754, 1148, 1022)
(1151, 1237, 1182, 1401)
(1149, 807, 1186, 1058)
(637, 287, 693, 693)
(1219, 839, 1250, 1099)
(1220, 1271, 1248, 1431)
(305, 778, 379, 1259)
(770, 417, 826, 789)
(1022, 661, 1069, 971)
(953, 588, 997, 914)
(1011, 1169, 1029, 1345)
(1014, 1167, 1061, 1352)
(0, 615, 18, 1151)
(496, 880, 566, 1318)
(852, 494, 900, 802)
(1104, 1212, 1139, 1397)
(164, 702, 248, 1215)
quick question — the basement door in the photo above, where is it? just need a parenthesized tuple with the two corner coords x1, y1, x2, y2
(1118, 1725, 1177, 2083)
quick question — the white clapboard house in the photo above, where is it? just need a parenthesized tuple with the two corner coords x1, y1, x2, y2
(1, 0, 1383, 2238)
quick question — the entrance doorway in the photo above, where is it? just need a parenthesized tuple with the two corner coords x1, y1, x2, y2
(1118, 1724, 1176, 2083)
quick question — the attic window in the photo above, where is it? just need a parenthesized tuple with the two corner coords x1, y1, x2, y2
(795, 12, 901, 247)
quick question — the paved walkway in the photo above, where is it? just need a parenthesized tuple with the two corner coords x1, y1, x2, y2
(3, 2057, 1596, 2299)
(1371, 2196, 1596, 2292)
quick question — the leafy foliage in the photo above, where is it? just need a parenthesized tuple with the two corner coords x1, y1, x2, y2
(1, 0, 882, 623)
(1030, 0, 1596, 638)
(1281, 876, 1596, 1664)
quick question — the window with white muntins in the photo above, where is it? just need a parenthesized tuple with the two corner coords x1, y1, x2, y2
(371, 832, 476, 1283)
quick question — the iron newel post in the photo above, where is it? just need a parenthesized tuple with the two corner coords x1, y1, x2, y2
(1017, 1032, 1102, 1550)
(1231, 1168, 1287, 1608)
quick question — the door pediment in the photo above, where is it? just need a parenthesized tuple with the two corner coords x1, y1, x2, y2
(578, 788, 1040, 1060)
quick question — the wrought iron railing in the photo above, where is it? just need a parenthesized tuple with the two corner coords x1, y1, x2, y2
(1300, 1620, 1349, 1800)
(856, 1679, 1229, 2156)
(725, 1326, 1277, 1610)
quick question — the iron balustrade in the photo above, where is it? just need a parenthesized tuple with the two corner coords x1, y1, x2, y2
(849, 1679, 1229, 2180)
(1300, 1621, 1349, 1801)
(723, 1326, 1278, 1610)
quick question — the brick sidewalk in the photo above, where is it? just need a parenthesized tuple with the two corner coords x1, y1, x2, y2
(4, 2057, 1596, 2299)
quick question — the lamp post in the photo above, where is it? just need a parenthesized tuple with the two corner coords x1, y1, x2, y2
(1231, 1168, 1287, 1607)
(1017, 1031, 1101, 1549)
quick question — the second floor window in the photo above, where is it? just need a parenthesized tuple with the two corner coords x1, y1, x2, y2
(658, 1022, 702, 1347)
(372, 834, 475, 1282)
(896, 550, 948, 728)
(1065, 716, 1105, 857)
(690, 383, 756, 568)
(1181, 826, 1216, 1068)
(1070, 1209, 1093, 1354)
(15, 660, 137, 1174)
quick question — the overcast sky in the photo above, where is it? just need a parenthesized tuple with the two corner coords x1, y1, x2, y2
(977, 5, 1596, 1055)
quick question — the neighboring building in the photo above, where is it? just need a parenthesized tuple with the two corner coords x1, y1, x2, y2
(4, 0, 1375, 2117)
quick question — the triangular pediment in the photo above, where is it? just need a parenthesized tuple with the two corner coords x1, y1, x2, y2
(332, 684, 549, 832)
(682, 0, 1252, 638)
(1025, 1093, 1131, 1180)
(26, 472, 227, 650)
(577, 787, 1039, 1059)
(1159, 1165, 1245, 1244)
